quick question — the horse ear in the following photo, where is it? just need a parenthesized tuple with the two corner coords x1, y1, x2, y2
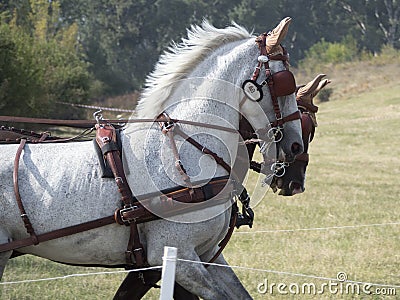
(297, 74, 328, 128)
(266, 17, 292, 53)
(315, 79, 331, 95)
(296, 74, 326, 101)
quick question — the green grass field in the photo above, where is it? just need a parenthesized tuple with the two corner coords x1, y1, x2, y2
(1, 63, 400, 299)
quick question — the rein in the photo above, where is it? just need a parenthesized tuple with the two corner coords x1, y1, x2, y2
(0, 115, 241, 134)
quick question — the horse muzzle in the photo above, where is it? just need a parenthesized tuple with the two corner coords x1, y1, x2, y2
(275, 178, 305, 196)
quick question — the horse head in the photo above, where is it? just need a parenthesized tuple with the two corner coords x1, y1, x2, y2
(240, 17, 303, 185)
(272, 74, 331, 195)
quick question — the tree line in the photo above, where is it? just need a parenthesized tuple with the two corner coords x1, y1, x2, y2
(0, 0, 399, 118)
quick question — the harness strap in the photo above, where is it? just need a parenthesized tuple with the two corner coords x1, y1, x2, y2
(294, 153, 309, 163)
(126, 221, 144, 267)
(270, 110, 301, 128)
(0, 125, 94, 144)
(13, 139, 39, 246)
(207, 202, 238, 264)
(171, 123, 254, 228)
(159, 114, 255, 258)
(249, 34, 300, 132)
(95, 123, 145, 267)
(159, 115, 193, 187)
(0, 178, 231, 254)
(172, 126, 231, 174)
(95, 124, 129, 201)
(0, 115, 239, 133)
(0, 216, 115, 253)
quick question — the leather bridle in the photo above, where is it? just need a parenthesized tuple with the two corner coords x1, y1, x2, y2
(241, 32, 301, 143)
(240, 33, 302, 181)
(246, 99, 317, 194)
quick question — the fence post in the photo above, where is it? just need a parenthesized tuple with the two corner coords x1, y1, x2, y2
(159, 246, 178, 300)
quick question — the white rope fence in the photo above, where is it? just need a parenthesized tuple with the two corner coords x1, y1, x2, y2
(2, 246, 398, 289)
(177, 258, 400, 289)
(56, 101, 135, 113)
(1, 245, 399, 299)
(235, 221, 400, 235)
(0, 266, 161, 285)
(1, 221, 399, 287)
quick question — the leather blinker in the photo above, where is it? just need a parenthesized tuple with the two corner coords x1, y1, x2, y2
(271, 70, 296, 97)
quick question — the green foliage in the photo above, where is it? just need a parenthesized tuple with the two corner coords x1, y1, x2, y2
(309, 37, 358, 64)
(377, 44, 400, 63)
(0, 0, 93, 118)
(1, 0, 400, 104)
(298, 36, 360, 73)
(317, 87, 333, 102)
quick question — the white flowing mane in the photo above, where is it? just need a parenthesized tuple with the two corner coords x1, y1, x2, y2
(135, 21, 252, 118)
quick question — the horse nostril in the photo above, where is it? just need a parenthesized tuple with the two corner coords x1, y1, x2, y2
(291, 142, 302, 155)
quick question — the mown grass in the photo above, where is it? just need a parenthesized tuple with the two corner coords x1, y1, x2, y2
(227, 83, 400, 299)
(1, 65, 400, 299)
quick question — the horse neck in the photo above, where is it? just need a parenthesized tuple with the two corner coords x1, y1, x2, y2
(122, 39, 260, 190)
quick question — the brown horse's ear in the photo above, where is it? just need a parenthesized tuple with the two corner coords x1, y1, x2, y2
(296, 74, 326, 101)
(297, 74, 332, 127)
(316, 79, 331, 94)
(266, 17, 292, 53)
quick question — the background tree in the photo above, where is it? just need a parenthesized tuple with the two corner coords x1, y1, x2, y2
(330, 0, 400, 51)
(0, 0, 92, 118)
(59, 0, 400, 95)
(1, 0, 399, 117)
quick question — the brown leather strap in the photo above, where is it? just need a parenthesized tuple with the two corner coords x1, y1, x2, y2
(253, 34, 299, 128)
(173, 126, 232, 174)
(159, 116, 193, 187)
(255, 33, 283, 123)
(13, 139, 39, 246)
(126, 222, 145, 266)
(0, 125, 93, 144)
(0, 115, 238, 133)
(0, 215, 115, 253)
(207, 202, 238, 265)
(266, 68, 283, 122)
(116, 178, 232, 225)
(0, 178, 231, 254)
(160, 121, 245, 263)
(270, 110, 301, 128)
(295, 153, 309, 162)
(95, 123, 145, 267)
(38, 132, 49, 142)
(95, 123, 134, 206)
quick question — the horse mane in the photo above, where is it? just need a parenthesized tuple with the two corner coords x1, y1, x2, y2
(135, 20, 253, 118)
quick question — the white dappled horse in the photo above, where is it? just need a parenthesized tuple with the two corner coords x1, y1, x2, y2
(0, 18, 302, 299)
